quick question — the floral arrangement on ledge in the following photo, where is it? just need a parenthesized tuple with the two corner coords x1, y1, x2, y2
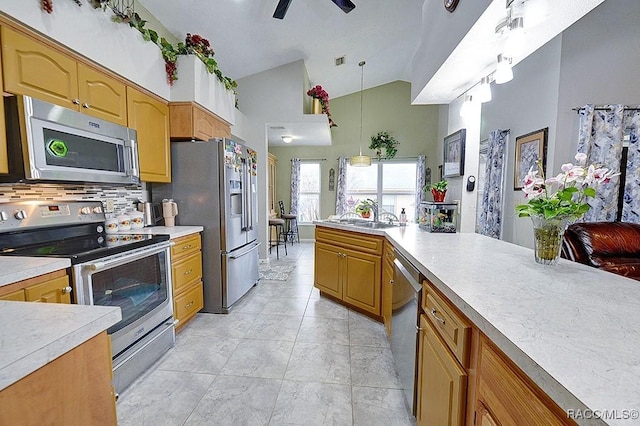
(41, 0, 238, 103)
(369, 131, 399, 160)
(307, 85, 337, 127)
(515, 152, 618, 220)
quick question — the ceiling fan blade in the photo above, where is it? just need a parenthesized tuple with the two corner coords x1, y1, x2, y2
(331, 0, 356, 13)
(273, 0, 292, 19)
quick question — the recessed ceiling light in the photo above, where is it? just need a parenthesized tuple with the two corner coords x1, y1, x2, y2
(281, 136, 293, 143)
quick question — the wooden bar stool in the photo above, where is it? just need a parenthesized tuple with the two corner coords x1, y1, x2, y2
(268, 218, 287, 259)
(279, 201, 299, 244)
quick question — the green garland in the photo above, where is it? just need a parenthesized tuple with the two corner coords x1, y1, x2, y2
(369, 131, 399, 160)
(88, 2, 238, 101)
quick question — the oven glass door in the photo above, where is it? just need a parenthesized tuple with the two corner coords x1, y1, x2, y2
(75, 244, 172, 335)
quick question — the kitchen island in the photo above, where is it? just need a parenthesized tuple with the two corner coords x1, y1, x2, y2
(315, 221, 640, 425)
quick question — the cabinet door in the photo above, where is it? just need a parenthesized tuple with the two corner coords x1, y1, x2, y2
(382, 253, 394, 336)
(0, 289, 26, 302)
(126, 86, 171, 182)
(314, 242, 342, 299)
(174, 281, 204, 330)
(416, 315, 466, 426)
(342, 247, 381, 316)
(1, 27, 79, 109)
(77, 63, 127, 126)
(476, 401, 499, 426)
(192, 104, 217, 141)
(172, 251, 203, 294)
(24, 275, 71, 304)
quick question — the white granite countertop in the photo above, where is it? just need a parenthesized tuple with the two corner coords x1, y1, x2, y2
(0, 257, 71, 287)
(316, 221, 639, 425)
(0, 301, 121, 391)
(117, 225, 203, 239)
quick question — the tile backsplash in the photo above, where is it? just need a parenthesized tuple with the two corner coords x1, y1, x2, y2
(0, 183, 146, 215)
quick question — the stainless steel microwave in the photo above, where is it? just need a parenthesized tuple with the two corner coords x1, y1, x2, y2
(2, 95, 139, 184)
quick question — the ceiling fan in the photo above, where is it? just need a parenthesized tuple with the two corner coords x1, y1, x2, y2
(273, 0, 356, 19)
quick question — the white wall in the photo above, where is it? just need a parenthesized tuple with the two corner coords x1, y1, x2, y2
(480, 36, 562, 247)
(478, 0, 640, 248)
(445, 97, 481, 233)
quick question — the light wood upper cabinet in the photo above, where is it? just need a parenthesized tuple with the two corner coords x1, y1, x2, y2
(77, 63, 127, 126)
(2, 26, 127, 126)
(127, 86, 171, 183)
(169, 102, 231, 141)
(1, 26, 78, 109)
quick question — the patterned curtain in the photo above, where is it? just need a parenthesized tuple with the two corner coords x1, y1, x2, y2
(290, 158, 301, 215)
(621, 107, 640, 222)
(414, 155, 427, 222)
(477, 130, 509, 239)
(335, 157, 349, 215)
(577, 105, 624, 222)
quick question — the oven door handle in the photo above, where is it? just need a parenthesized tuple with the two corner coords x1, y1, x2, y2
(83, 242, 171, 271)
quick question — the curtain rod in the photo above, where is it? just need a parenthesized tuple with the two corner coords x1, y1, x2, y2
(291, 158, 326, 161)
(572, 106, 640, 112)
(334, 156, 421, 161)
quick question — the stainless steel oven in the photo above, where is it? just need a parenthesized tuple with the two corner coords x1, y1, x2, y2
(0, 200, 174, 394)
(72, 241, 174, 393)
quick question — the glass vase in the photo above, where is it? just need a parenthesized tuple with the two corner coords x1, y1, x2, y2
(530, 215, 571, 265)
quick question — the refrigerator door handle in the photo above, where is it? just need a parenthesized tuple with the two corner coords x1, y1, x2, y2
(246, 161, 254, 230)
(240, 160, 248, 231)
(229, 242, 261, 259)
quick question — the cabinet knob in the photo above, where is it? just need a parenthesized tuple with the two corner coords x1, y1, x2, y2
(72, 99, 80, 105)
(430, 308, 446, 325)
(61, 286, 73, 294)
(182, 244, 192, 250)
(389, 279, 394, 285)
(82, 103, 90, 109)
(184, 269, 192, 275)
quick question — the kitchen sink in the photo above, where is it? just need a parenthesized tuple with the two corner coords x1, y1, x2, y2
(352, 221, 398, 229)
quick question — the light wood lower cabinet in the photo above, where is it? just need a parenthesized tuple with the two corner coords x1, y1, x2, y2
(314, 226, 383, 317)
(417, 315, 467, 426)
(476, 336, 574, 425)
(126, 86, 171, 183)
(382, 240, 395, 336)
(170, 233, 204, 331)
(0, 269, 71, 304)
(0, 331, 116, 425)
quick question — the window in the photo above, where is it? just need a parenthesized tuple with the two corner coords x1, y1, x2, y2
(345, 161, 418, 222)
(298, 162, 321, 223)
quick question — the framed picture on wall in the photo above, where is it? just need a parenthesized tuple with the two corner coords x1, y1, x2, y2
(514, 127, 548, 190)
(443, 129, 466, 178)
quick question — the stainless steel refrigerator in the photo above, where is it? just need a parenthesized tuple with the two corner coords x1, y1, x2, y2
(153, 138, 259, 313)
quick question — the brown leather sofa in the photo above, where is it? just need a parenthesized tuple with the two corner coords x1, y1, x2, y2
(561, 222, 640, 280)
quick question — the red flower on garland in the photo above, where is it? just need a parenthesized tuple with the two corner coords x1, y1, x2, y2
(307, 85, 337, 127)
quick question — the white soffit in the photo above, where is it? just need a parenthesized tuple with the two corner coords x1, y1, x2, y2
(412, 0, 606, 104)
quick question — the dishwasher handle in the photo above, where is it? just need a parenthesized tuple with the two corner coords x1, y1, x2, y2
(393, 253, 423, 293)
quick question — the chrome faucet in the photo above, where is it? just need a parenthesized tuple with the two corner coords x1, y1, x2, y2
(367, 199, 379, 223)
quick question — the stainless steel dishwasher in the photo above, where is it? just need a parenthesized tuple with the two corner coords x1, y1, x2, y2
(391, 250, 423, 416)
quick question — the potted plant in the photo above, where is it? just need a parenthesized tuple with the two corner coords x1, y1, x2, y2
(426, 180, 448, 202)
(369, 131, 399, 160)
(355, 199, 376, 218)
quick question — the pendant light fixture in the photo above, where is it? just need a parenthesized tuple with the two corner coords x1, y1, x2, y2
(350, 60, 371, 167)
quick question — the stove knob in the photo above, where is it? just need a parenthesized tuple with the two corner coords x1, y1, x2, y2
(93, 206, 103, 214)
(0, 211, 7, 221)
(96, 225, 104, 233)
(80, 207, 92, 215)
(14, 210, 28, 220)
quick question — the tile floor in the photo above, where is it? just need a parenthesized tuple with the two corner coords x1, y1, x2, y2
(117, 242, 414, 425)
